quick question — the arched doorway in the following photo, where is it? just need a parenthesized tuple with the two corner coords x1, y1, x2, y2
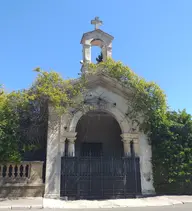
(61, 111, 142, 199)
(75, 110, 123, 157)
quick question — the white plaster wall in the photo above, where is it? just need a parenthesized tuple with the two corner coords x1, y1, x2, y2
(92, 86, 128, 112)
(139, 133, 155, 195)
(44, 107, 61, 198)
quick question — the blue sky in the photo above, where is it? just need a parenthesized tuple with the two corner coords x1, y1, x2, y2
(1, 0, 192, 113)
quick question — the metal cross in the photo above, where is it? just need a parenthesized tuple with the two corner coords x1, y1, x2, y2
(91, 17, 103, 30)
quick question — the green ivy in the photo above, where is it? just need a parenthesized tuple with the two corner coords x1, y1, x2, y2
(87, 58, 167, 133)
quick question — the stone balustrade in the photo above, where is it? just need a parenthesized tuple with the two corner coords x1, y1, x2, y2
(0, 162, 30, 180)
(0, 161, 44, 197)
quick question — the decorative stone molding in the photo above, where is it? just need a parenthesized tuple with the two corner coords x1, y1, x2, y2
(121, 133, 139, 141)
(59, 132, 77, 156)
(68, 137, 76, 143)
(69, 107, 130, 134)
(67, 135, 77, 157)
(59, 139, 66, 156)
(62, 132, 77, 139)
(121, 139, 131, 156)
(121, 133, 140, 156)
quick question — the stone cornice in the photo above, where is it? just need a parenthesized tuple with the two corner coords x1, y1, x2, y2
(80, 29, 114, 44)
(62, 132, 77, 139)
(121, 133, 139, 141)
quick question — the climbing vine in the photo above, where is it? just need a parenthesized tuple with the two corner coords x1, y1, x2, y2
(86, 58, 167, 133)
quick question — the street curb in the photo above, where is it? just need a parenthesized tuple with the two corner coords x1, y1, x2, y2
(0, 206, 43, 209)
(0, 206, 11, 209)
(0, 196, 192, 209)
(11, 206, 31, 209)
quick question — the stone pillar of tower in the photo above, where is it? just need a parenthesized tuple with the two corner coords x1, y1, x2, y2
(80, 17, 114, 73)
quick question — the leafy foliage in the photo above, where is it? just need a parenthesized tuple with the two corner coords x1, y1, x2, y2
(0, 89, 21, 162)
(96, 52, 103, 63)
(0, 69, 85, 162)
(152, 110, 192, 193)
(87, 58, 167, 132)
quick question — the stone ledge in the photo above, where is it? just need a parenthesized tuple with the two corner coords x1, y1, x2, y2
(121, 133, 139, 141)
(0, 185, 44, 198)
(1, 183, 44, 187)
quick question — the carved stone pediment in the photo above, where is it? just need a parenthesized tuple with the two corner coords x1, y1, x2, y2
(81, 29, 114, 45)
(85, 72, 134, 100)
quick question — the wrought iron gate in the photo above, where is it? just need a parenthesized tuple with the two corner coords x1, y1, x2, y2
(60, 156, 141, 199)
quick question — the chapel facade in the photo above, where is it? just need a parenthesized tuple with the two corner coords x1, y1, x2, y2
(44, 17, 155, 199)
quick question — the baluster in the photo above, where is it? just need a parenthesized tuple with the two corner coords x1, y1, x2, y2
(12, 164, 15, 177)
(17, 165, 20, 178)
(23, 164, 26, 178)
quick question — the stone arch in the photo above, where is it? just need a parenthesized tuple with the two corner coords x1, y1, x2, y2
(68, 106, 130, 134)
(91, 38, 105, 47)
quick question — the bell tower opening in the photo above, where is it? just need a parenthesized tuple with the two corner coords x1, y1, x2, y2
(91, 46, 102, 64)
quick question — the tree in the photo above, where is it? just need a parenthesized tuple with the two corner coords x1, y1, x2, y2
(0, 69, 85, 162)
(0, 90, 21, 162)
(152, 110, 192, 194)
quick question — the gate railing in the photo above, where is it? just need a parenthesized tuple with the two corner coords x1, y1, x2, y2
(60, 156, 141, 199)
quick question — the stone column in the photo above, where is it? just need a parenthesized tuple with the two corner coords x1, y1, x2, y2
(101, 45, 107, 61)
(106, 46, 112, 58)
(44, 106, 61, 199)
(133, 138, 140, 157)
(121, 133, 131, 156)
(63, 132, 77, 157)
(121, 133, 139, 157)
(68, 138, 76, 157)
(83, 44, 91, 63)
(60, 138, 66, 156)
(122, 140, 131, 156)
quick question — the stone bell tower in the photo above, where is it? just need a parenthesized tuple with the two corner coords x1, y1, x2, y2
(80, 17, 114, 73)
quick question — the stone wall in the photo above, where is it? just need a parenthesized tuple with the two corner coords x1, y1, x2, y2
(0, 161, 44, 197)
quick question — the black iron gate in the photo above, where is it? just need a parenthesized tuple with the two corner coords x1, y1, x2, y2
(60, 156, 141, 199)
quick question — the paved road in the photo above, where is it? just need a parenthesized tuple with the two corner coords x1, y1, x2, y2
(0, 203, 191, 211)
